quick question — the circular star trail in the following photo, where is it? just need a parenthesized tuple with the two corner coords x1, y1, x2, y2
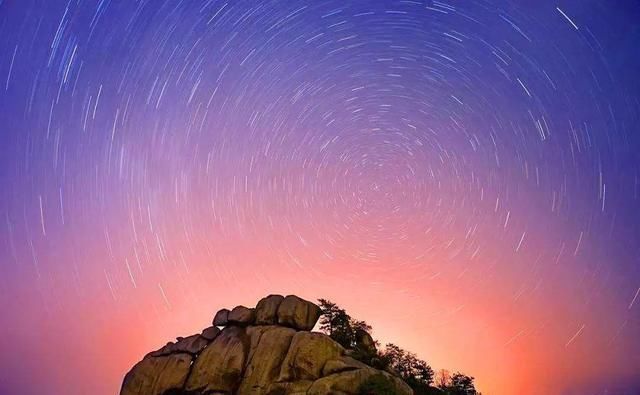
(1, 1, 639, 394)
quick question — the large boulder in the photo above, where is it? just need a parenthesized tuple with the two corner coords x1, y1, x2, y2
(121, 353, 192, 395)
(355, 329, 377, 356)
(255, 294, 285, 325)
(278, 331, 345, 381)
(308, 368, 413, 395)
(213, 308, 230, 326)
(322, 356, 370, 376)
(201, 325, 221, 340)
(229, 305, 256, 326)
(238, 325, 296, 394)
(184, 326, 249, 393)
(277, 295, 322, 331)
(147, 334, 209, 357)
(265, 380, 314, 395)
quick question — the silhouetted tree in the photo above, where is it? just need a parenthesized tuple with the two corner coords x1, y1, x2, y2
(317, 299, 341, 335)
(435, 369, 451, 388)
(318, 299, 475, 395)
(318, 298, 357, 348)
(441, 372, 478, 395)
(351, 319, 373, 334)
(380, 343, 434, 394)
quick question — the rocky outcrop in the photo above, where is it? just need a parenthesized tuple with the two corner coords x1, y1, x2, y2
(276, 295, 322, 331)
(213, 308, 230, 326)
(122, 353, 192, 395)
(121, 294, 413, 395)
(228, 306, 256, 326)
(255, 295, 284, 325)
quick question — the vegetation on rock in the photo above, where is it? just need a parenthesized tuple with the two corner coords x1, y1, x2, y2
(122, 295, 480, 395)
(318, 299, 479, 395)
(122, 294, 413, 395)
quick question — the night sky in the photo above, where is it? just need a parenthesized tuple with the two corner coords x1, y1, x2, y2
(1, 1, 640, 394)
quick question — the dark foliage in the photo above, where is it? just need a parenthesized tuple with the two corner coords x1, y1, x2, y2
(318, 298, 370, 349)
(440, 372, 478, 395)
(379, 343, 434, 394)
(317, 299, 478, 395)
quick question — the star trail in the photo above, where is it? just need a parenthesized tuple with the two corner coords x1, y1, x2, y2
(1, 1, 639, 394)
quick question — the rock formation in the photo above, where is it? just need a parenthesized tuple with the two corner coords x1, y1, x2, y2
(121, 294, 413, 395)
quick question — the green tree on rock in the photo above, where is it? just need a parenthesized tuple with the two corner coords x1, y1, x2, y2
(318, 299, 441, 395)
(439, 372, 478, 395)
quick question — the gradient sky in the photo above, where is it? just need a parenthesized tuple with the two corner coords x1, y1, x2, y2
(1, 1, 640, 394)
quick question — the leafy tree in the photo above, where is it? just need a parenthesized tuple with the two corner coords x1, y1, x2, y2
(380, 343, 434, 394)
(317, 298, 355, 348)
(318, 299, 475, 395)
(435, 369, 451, 388)
(317, 299, 341, 335)
(411, 359, 436, 394)
(440, 372, 478, 395)
(352, 319, 373, 334)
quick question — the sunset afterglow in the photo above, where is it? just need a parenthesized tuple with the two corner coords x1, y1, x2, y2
(1, 1, 639, 394)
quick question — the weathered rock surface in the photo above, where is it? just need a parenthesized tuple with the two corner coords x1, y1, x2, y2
(355, 329, 377, 356)
(148, 334, 210, 357)
(239, 326, 296, 394)
(308, 368, 412, 395)
(201, 326, 221, 340)
(322, 356, 369, 376)
(185, 326, 249, 393)
(228, 305, 256, 326)
(121, 353, 192, 395)
(277, 295, 322, 331)
(265, 380, 313, 395)
(121, 294, 414, 395)
(278, 331, 345, 381)
(255, 294, 284, 325)
(213, 308, 230, 326)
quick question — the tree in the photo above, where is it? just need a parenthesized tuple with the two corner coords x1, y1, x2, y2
(412, 360, 435, 390)
(435, 369, 451, 388)
(380, 343, 434, 395)
(317, 298, 355, 348)
(441, 372, 478, 395)
(317, 299, 474, 395)
(352, 319, 373, 334)
(317, 299, 341, 335)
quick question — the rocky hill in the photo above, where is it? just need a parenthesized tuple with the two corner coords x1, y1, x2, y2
(121, 295, 413, 395)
